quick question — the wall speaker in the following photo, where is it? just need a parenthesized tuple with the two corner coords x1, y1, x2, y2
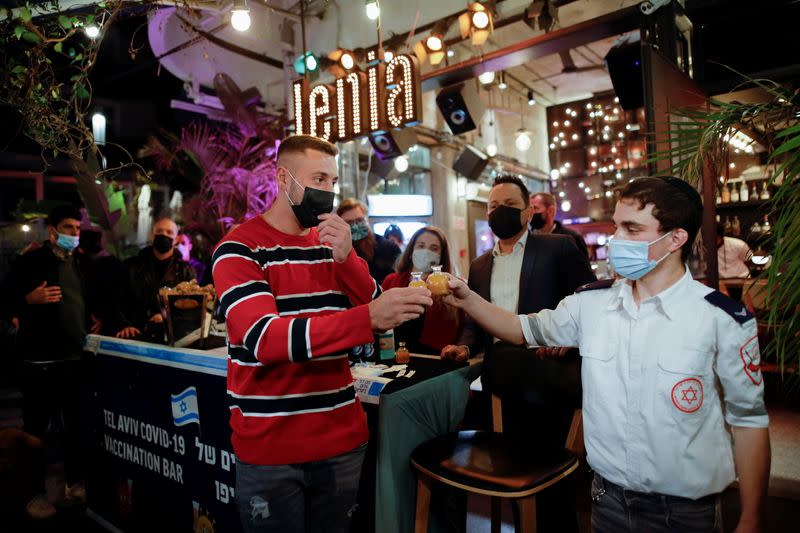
(453, 145, 489, 181)
(436, 82, 485, 135)
(604, 41, 644, 110)
(368, 128, 418, 161)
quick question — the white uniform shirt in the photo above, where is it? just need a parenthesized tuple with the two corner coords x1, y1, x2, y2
(718, 236, 752, 278)
(518, 269, 768, 499)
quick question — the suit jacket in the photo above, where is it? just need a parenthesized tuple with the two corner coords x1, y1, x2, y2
(552, 221, 589, 259)
(458, 231, 595, 359)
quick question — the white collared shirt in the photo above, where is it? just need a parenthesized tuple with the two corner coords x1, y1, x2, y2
(718, 236, 752, 278)
(490, 231, 528, 315)
(518, 269, 768, 499)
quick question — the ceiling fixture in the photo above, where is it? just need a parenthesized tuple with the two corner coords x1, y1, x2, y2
(515, 129, 532, 151)
(527, 90, 536, 106)
(478, 71, 495, 85)
(459, 2, 492, 46)
(486, 143, 498, 157)
(394, 155, 409, 172)
(497, 72, 508, 90)
(561, 200, 571, 212)
(230, 0, 251, 32)
(365, 0, 380, 20)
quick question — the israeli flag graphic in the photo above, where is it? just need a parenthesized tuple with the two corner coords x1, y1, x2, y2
(171, 387, 200, 427)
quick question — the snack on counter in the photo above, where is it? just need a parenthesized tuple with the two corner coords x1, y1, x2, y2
(158, 280, 215, 297)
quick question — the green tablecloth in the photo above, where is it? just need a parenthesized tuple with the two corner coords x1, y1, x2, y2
(375, 361, 480, 533)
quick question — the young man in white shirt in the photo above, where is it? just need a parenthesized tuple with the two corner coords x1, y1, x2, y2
(442, 176, 770, 533)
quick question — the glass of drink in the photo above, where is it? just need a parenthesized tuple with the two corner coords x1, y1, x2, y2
(409, 272, 427, 288)
(395, 341, 410, 364)
(427, 265, 450, 296)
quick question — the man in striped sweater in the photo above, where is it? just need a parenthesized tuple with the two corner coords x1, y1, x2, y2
(212, 135, 432, 533)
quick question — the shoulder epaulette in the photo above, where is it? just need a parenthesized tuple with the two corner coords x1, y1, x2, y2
(704, 290, 754, 324)
(575, 279, 615, 293)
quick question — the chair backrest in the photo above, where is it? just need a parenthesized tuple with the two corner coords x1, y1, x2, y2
(743, 279, 769, 316)
(491, 394, 583, 455)
(486, 342, 582, 452)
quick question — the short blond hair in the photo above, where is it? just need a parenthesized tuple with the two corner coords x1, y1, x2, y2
(336, 198, 368, 217)
(277, 135, 338, 164)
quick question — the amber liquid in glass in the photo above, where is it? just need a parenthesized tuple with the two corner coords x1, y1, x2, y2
(427, 265, 450, 296)
(408, 271, 427, 288)
(395, 342, 410, 364)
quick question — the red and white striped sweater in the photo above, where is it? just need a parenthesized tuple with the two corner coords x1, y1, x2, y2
(212, 215, 379, 465)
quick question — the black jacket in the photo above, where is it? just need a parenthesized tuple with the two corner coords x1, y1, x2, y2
(2, 243, 98, 361)
(457, 231, 595, 358)
(552, 221, 589, 259)
(122, 247, 196, 330)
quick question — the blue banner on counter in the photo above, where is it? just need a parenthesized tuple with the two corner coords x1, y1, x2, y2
(87, 337, 240, 533)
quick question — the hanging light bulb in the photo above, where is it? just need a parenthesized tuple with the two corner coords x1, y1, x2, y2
(497, 72, 508, 90)
(527, 90, 536, 106)
(478, 71, 495, 85)
(394, 156, 409, 172)
(486, 143, 498, 157)
(515, 129, 532, 151)
(231, 0, 251, 32)
(561, 200, 572, 212)
(365, 0, 380, 20)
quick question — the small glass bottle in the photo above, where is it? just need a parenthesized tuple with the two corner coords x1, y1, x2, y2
(721, 183, 731, 203)
(715, 187, 722, 205)
(739, 181, 749, 202)
(732, 216, 741, 237)
(395, 341, 410, 364)
(730, 184, 740, 203)
(427, 265, 450, 296)
(759, 182, 770, 200)
(723, 216, 732, 236)
(761, 215, 771, 234)
(751, 182, 758, 200)
(408, 272, 427, 288)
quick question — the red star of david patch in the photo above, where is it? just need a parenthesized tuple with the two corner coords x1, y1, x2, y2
(740, 334, 762, 385)
(671, 378, 704, 413)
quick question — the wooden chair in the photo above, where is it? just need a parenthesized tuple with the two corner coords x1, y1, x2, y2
(411, 344, 584, 533)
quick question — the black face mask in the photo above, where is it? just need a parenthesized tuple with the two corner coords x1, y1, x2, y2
(488, 205, 525, 240)
(153, 234, 174, 254)
(530, 212, 546, 230)
(285, 170, 335, 228)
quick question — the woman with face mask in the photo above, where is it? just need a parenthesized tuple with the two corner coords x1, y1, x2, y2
(381, 227, 463, 355)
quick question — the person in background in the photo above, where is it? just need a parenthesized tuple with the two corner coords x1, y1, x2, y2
(382, 226, 463, 354)
(716, 222, 752, 278)
(530, 191, 590, 258)
(336, 198, 400, 285)
(78, 228, 128, 336)
(383, 224, 405, 249)
(176, 233, 208, 285)
(212, 134, 430, 533)
(2, 205, 97, 518)
(117, 217, 195, 339)
(443, 176, 770, 533)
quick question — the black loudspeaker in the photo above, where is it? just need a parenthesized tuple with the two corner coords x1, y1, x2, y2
(453, 145, 489, 181)
(436, 83, 485, 135)
(368, 128, 418, 161)
(604, 41, 643, 110)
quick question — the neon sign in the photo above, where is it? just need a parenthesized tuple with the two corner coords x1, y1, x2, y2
(293, 52, 422, 142)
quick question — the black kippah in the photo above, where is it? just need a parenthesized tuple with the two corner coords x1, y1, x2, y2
(663, 176, 703, 212)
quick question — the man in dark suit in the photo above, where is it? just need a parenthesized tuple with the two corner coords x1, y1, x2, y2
(530, 191, 590, 258)
(441, 175, 594, 533)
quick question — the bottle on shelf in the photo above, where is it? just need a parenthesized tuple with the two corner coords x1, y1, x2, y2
(721, 183, 731, 203)
(723, 216, 732, 236)
(749, 221, 762, 236)
(732, 216, 741, 237)
(730, 184, 740, 203)
(751, 182, 759, 200)
(759, 182, 770, 200)
(761, 216, 771, 234)
(739, 181, 749, 202)
(715, 187, 722, 205)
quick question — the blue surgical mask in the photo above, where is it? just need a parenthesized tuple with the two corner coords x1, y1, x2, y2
(56, 233, 80, 252)
(609, 231, 673, 280)
(350, 221, 370, 241)
(412, 248, 441, 273)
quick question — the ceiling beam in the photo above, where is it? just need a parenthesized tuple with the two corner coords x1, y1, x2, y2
(420, 5, 641, 92)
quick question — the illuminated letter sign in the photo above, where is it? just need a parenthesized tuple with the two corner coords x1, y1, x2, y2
(293, 53, 422, 143)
